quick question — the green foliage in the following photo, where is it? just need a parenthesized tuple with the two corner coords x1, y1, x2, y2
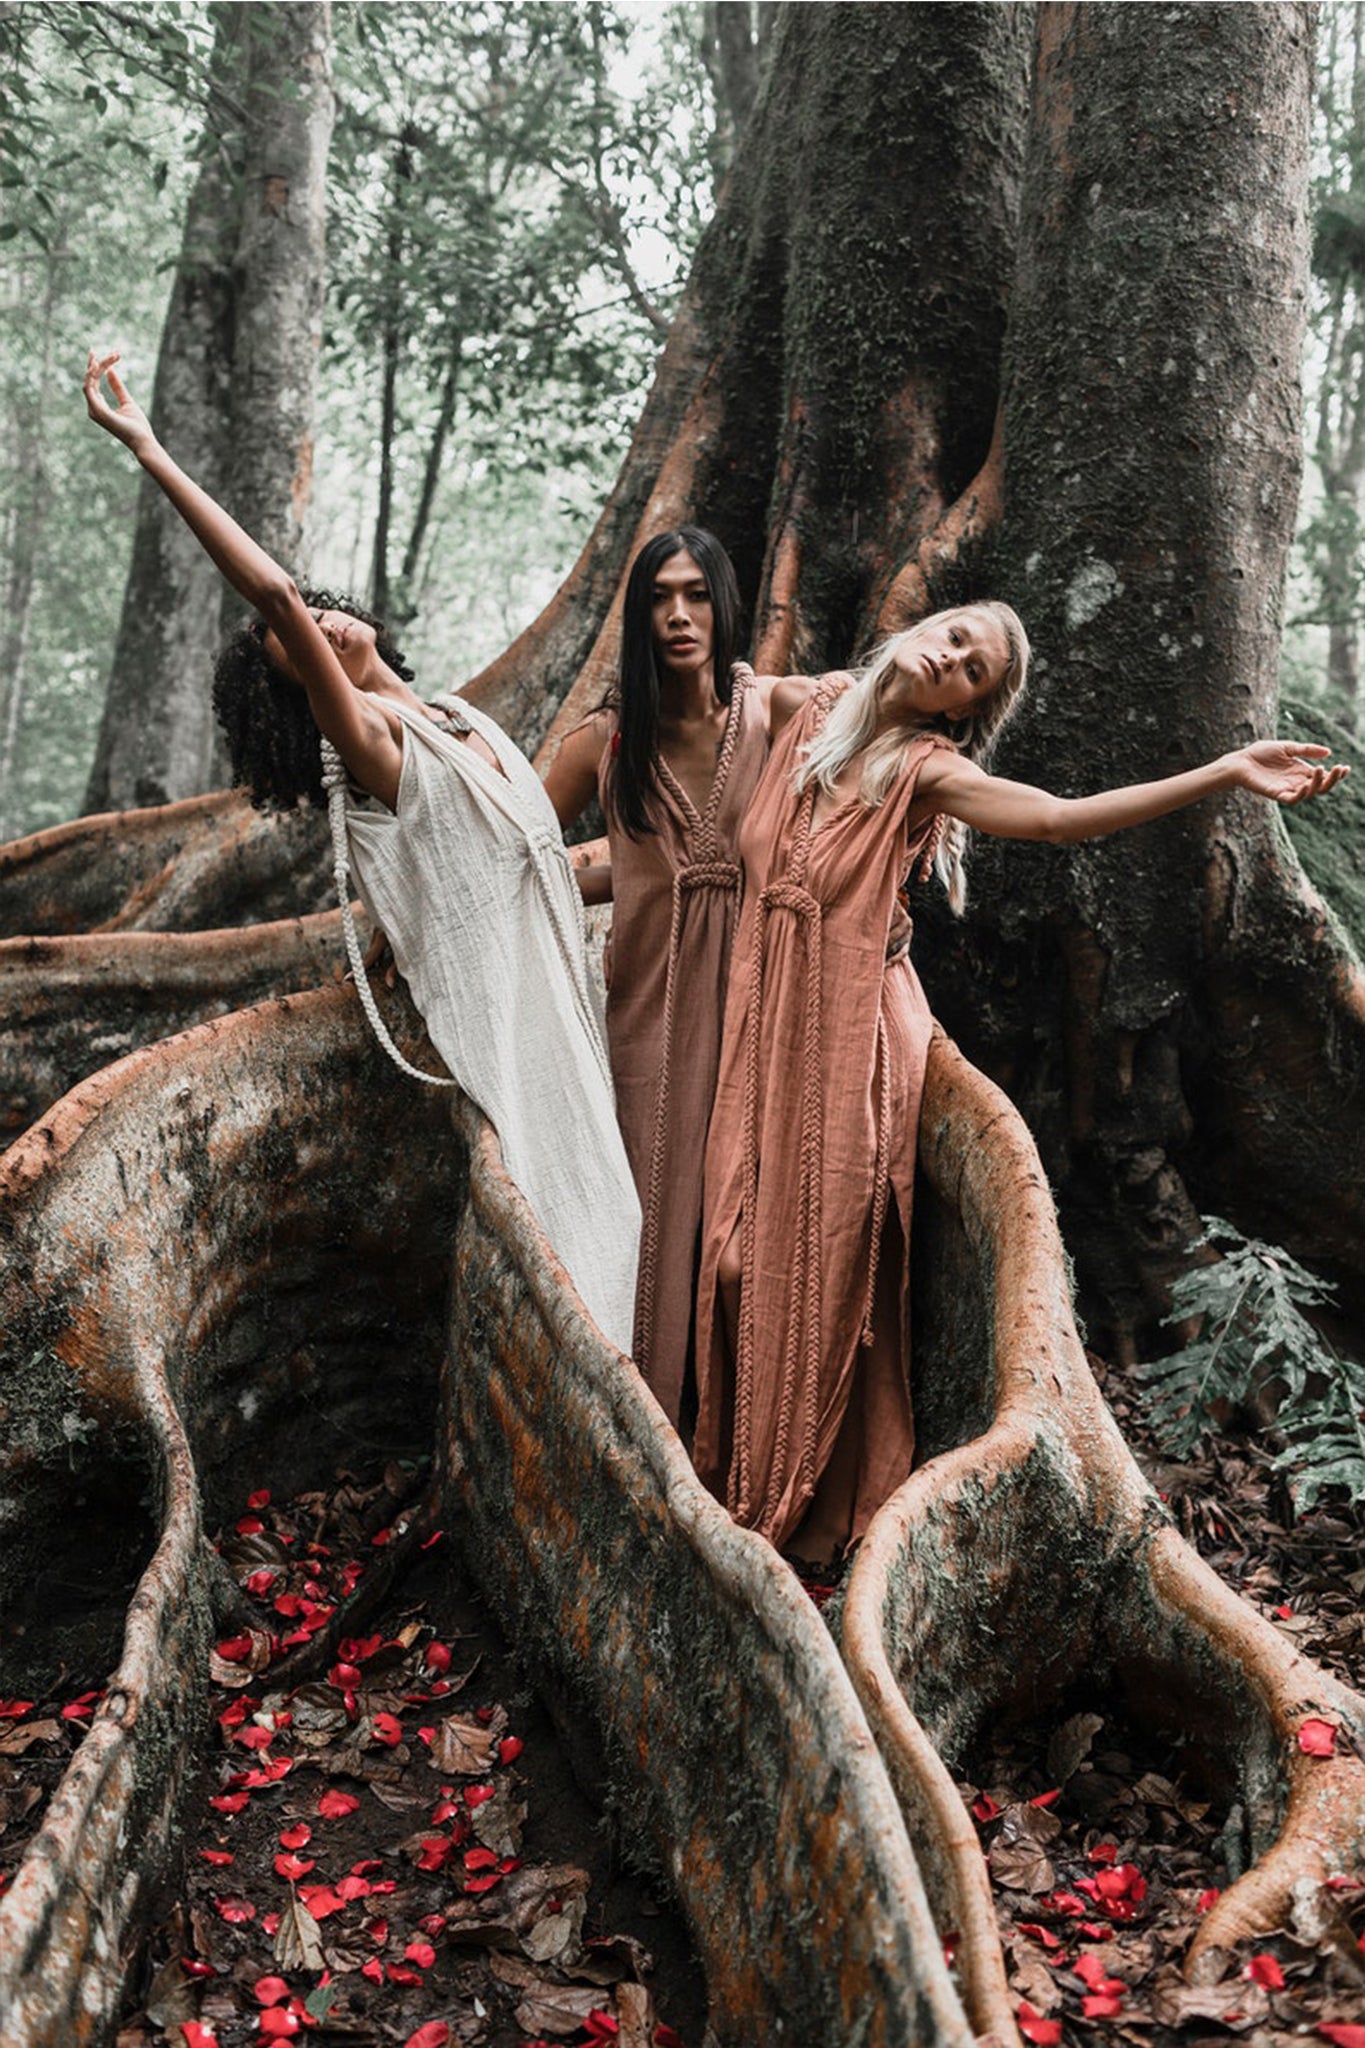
(1138, 1219, 1365, 1512)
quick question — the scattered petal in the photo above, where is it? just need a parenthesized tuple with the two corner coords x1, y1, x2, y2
(317, 1788, 359, 1820)
(279, 1823, 312, 1851)
(254, 1976, 291, 2006)
(1245, 1953, 1285, 1990)
(1298, 1718, 1338, 1758)
(1016, 2002, 1062, 2047)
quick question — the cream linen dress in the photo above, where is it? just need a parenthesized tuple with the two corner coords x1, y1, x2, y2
(340, 694, 640, 1353)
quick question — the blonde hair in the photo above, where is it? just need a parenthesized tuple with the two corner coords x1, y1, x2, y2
(795, 601, 1030, 913)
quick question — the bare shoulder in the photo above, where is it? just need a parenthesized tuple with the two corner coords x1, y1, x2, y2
(541, 707, 612, 824)
(914, 743, 981, 793)
(753, 671, 819, 738)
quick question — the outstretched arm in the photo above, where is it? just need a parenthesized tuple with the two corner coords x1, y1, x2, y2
(83, 350, 403, 808)
(914, 740, 1348, 843)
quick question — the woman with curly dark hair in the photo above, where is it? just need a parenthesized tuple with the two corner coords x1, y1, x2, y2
(85, 348, 640, 1352)
(211, 589, 416, 812)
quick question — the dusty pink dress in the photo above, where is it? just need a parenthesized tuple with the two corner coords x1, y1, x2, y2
(598, 665, 769, 1423)
(693, 678, 951, 1553)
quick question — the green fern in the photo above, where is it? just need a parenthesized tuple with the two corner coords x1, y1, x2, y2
(1138, 1219, 1364, 1513)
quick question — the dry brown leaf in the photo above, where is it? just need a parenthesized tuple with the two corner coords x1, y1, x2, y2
(571, 1931, 655, 1986)
(616, 1981, 654, 2048)
(142, 1951, 198, 2030)
(988, 1838, 1054, 1895)
(514, 1983, 604, 2035)
(1150, 1965, 1268, 2030)
(0, 1719, 62, 1753)
(521, 1892, 586, 1968)
(274, 1893, 326, 1973)
(1007, 1942, 1062, 2013)
(471, 1782, 526, 1858)
(1046, 1711, 1104, 1787)
(429, 1708, 505, 1777)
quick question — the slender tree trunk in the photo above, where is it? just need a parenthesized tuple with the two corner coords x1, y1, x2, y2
(398, 323, 464, 620)
(370, 130, 413, 623)
(82, 6, 245, 815)
(225, 0, 335, 576)
(0, 252, 59, 839)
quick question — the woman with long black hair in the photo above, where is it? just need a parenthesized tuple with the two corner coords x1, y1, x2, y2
(545, 530, 801, 1424)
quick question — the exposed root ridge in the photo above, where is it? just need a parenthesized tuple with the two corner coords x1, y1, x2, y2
(842, 1027, 1365, 2043)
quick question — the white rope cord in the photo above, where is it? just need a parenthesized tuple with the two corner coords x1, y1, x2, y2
(321, 738, 459, 1088)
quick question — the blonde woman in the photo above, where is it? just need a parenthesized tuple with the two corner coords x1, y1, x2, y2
(693, 603, 1347, 1565)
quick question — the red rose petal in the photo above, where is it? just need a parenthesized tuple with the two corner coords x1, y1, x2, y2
(199, 1849, 234, 1868)
(1318, 2028, 1365, 2048)
(181, 2025, 220, 2048)
(404, 1940, 436, 1968)
(274, 1853, 315, 1881)
(213, 1895, 256, 1924)
(253, 1976, 291, 2006)
(1246, 1953, 1285, 1990)
(209, 1791, 249, 1815)
(361, 1959, 385, 1985)
(1082, 1995, 1123, 2019)
(1016, 2003, 1063, 2048)
(464, 1783, 494, 1808)
(318, 1788, 359, 1819)
(497, 1736, 523, 1764)
(1299, 1718, 1338, 1757)
(425, 1641, 452, 1673)
(259, 2012, 301, 2041)
(403, 2025, 450, 2048)
(371, 1711, 403, 1746)
(1196, 1887, 1220, 1913)
(247, 1488, 271, 1509)
(279, 1823, 312, 1851)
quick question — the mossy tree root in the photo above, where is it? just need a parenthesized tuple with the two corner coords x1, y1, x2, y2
(0, 986, 461, 2046)
(0, 910, 366, 1142)
(0, 791, 333, 938)
(842, 1030, 1365, 2046)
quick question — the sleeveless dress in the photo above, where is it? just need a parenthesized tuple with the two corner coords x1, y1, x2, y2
(342, 694, 641, 1354)
(693, 679, 952, 1552)
(597, 665, 769, 1423)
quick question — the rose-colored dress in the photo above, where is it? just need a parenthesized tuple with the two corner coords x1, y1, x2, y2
(693, 678, 951, 1553)
(598, 665, 769, 1424)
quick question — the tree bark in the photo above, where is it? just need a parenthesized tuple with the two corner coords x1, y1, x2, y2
(225, 0, 335, 577)
(914, 2, 1365, 1349)
(505, 0, 1030, 760)
(0, 247, 59, 838)
(82, 6, 246, 816)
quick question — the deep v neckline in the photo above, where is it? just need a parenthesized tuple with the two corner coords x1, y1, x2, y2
(655, 675, 745, 835)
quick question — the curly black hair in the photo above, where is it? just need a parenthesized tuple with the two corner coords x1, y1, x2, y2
(212, 589, 416, 811)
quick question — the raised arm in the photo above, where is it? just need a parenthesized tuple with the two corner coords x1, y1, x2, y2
(914, 739, 1348, 843)
(83, 350, 403, 808)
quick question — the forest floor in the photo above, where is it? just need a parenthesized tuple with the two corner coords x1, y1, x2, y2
(965, 1353, 1365, 2048)
(2, 1374, 1362, 2048)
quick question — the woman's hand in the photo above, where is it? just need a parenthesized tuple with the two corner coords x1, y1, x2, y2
(1227, 739, 1350, 805)
(83, 349, 156, 459)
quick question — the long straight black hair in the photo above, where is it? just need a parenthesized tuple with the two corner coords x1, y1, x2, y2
(607, 526, 743, 837)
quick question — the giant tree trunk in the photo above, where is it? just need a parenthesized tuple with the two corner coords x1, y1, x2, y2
(470, 0, 1032, 754)
(82, 5, 245, 815)
(914, 2, 1365, 1351)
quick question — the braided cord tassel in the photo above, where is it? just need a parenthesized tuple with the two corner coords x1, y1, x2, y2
(321, 740, 457, 1089)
